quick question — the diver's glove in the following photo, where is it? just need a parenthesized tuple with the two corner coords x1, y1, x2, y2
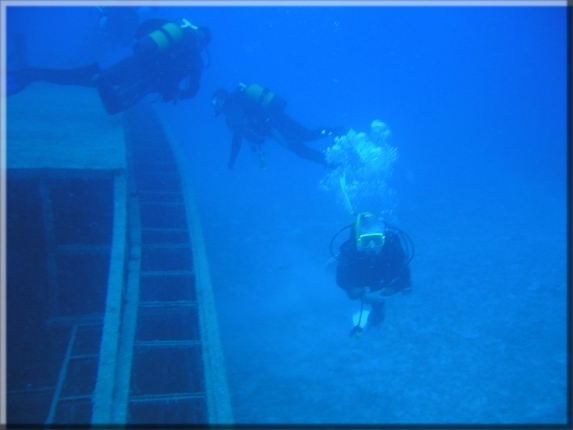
(360, 287, 386, 304)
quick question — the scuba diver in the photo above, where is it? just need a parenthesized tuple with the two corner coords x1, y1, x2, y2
(7, 18, 211, 115)
(332, 212, 414, 337)
(211, 83, 345, 169)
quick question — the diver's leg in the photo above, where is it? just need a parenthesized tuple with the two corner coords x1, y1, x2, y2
(95, 56, 149, 115)
(269, 128, 327, 167)
(273, 113, 322, 141)
(8, 63, 100, 97)
(289, 141, 328, 166)
(273, 113, 345, 143)
(367, 302, 386, 328)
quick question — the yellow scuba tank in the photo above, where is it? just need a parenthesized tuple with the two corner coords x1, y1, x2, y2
(133, 20, 187, 57)
(243, 83, 287, 113)
(148, 22, 184, 52)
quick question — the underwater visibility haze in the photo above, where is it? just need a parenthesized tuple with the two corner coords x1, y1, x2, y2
(4, 3, 569, 425)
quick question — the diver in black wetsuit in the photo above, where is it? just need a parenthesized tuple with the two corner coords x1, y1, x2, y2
(8, 18, 211, 115)
(211, 83, 344, 169)
(334, 212, 414, 337)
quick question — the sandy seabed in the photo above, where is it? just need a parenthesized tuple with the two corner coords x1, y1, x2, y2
(198, 164, 567, 425)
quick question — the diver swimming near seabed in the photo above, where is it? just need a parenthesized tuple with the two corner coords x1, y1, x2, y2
(320, 120, 412, 336)
(331, 211, 414, 337)
(212, 82, 346, 169)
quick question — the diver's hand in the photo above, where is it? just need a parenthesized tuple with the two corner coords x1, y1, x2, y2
(360, 287, 386, 304)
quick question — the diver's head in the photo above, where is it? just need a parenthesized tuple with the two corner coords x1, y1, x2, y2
(211, 88, 229, 116)
(354, 212, 386, 253)
(195, 25, 211, 50)
(178, 18, 211, 50)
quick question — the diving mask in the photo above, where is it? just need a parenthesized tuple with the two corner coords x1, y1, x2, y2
(357, 233, 386, 251)
(211, 89, 228, 116)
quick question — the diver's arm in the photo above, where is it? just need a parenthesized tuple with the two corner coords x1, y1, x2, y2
(336, 266, 362, 300)
(383, 232, 413, 293)
(168, 52, 202, 102)
(227, 133, 242, 170)
(177, 79, 199, 100)
(336, 243, 364, 300)
(177, 56, 202, 100)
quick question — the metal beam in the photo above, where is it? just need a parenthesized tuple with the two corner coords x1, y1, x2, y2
(91, 170, 128, 424)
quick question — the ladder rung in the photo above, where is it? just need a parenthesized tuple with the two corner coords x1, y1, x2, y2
(138, 191, 182, 197)
(134, 340, 201, 348)
(142, 228, 187, 233)
(139, 300, 196, 308)
(70, 353, 100, 360)
(139, 202, 184, 208)
(8, 387, 54, 394)
(142, 243, 190, 250)
(56, 244, 110, 255)
(58, 394, 93, 402)
(140, 270, 194, 277)
(129, 392, 205, 403)
(47, 314, 103, 328)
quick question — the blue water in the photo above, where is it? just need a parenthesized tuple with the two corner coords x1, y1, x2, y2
(5, 4, 568, 425)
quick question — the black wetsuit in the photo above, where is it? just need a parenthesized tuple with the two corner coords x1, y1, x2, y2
(11, 19, 206, 115)
(336, 230, 411, 326)
(221, 87, 331, 169)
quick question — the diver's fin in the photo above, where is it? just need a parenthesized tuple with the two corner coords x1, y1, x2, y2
(352, 310, 370, 329)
